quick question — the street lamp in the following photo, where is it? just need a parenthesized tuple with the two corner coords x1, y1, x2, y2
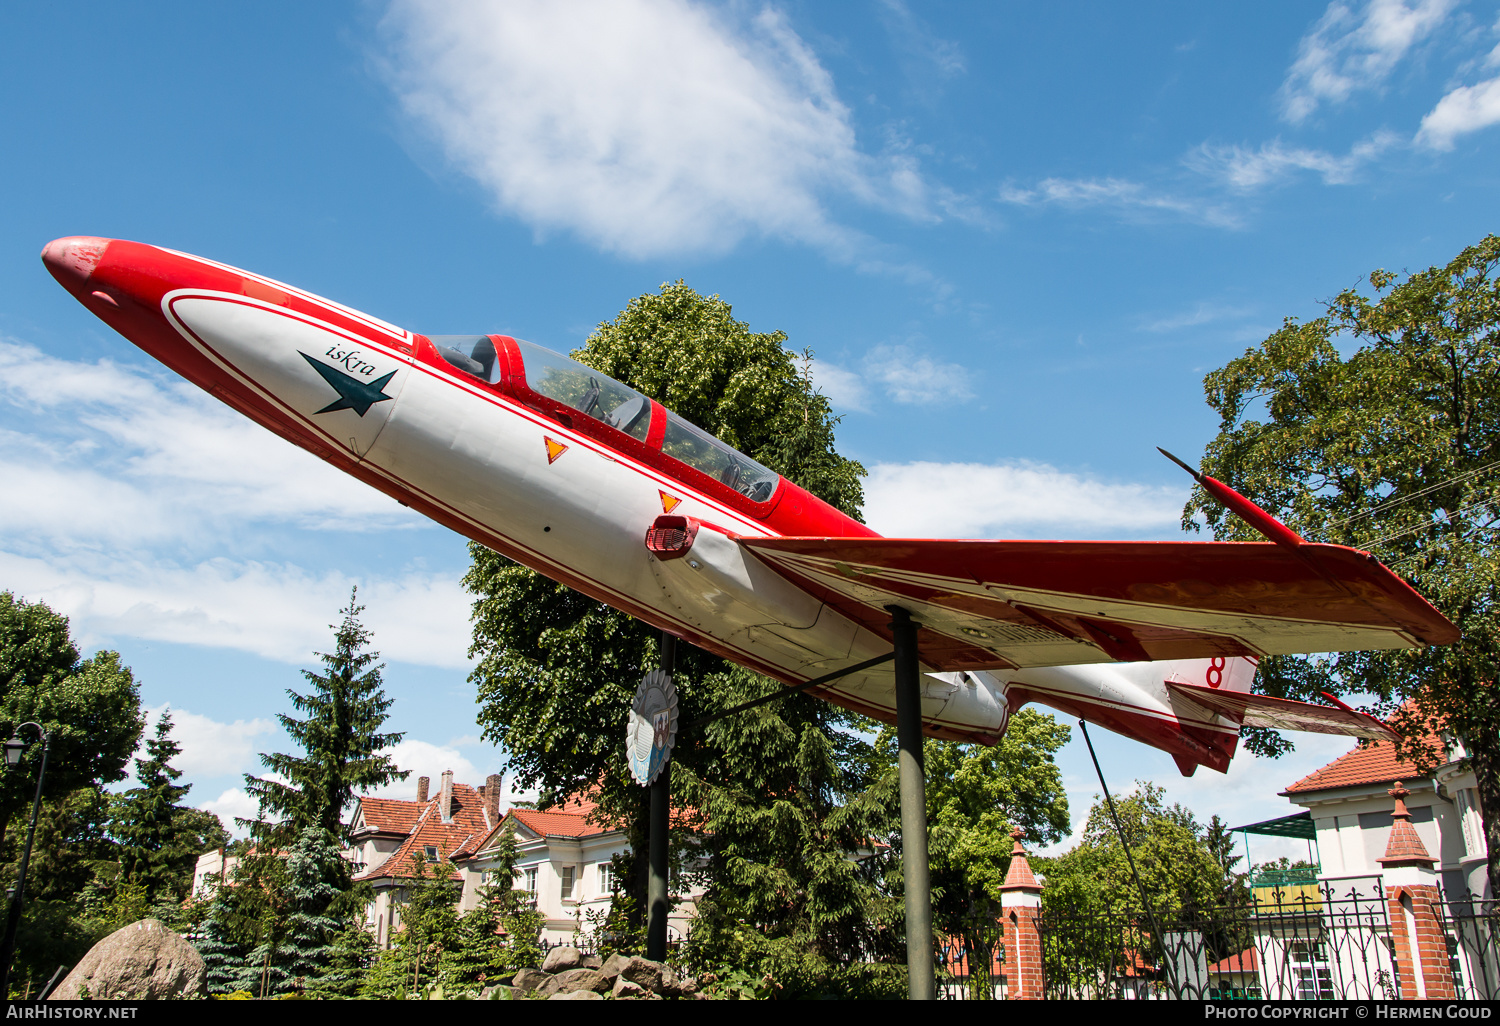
(0, 723, 50, 999)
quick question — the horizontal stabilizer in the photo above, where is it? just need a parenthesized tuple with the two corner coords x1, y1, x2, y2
(1164, 680, 1396, 742)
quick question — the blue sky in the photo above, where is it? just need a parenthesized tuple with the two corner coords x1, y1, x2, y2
(2, 1, 1496, 857)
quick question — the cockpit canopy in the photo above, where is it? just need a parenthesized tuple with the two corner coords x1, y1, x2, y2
(428, 335, 780, 504)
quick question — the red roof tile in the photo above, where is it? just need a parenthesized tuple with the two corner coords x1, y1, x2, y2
(355, 796, 425, 835)
(353, 783, 494, 882)
(1208, 948, 1258, 974)
(1282, 718, 1444, 795)
(1379, 783, 1436, 867)
(508, 807, 614, 840)
(1000, 827, 1041, 892)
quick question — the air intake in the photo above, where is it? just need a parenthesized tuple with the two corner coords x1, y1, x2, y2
(645, 515, 699, 560)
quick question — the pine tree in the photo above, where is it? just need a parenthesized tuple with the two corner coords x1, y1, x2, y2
(244, 590, 407, 844)
(114, 712, 191, 897)
(274, 827, 346, 993)
(195, 889, 252, 995)
(307, 920, 376, 999)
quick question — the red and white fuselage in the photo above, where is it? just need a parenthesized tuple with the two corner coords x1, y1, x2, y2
(43, 237, 1445, 773)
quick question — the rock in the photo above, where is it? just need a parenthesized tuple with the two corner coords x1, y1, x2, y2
(49, 919, 205, 1001)
(599, 952, 631, 981)
(612, 977, 648, 1000)
(541, 946, 583, 973)
(511, 968, 550, 993)
(580, 953, 602, 969)
(618, 956, 666, 994)
(539, 968, 608, 997)
(548, 990, 603, 1000)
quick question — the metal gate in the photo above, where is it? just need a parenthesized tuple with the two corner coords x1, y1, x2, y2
(1039, 876, 1400, 1000)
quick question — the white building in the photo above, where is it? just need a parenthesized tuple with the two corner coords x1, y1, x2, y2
(456, 792, 701, 947)
(1281, 726, 1490, 901)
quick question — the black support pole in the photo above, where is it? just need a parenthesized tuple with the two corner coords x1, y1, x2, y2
(888, 606, 934, 1000)
(646, 633, 675, 962)
(0, 729, 50, 999)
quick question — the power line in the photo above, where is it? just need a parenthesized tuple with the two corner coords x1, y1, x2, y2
(1328, 459, 1500, 529)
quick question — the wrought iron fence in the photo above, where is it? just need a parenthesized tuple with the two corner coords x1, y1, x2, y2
(1438, 895, 1500, 1000)
(936, 934, 1005, 999)
(1039, 875, 1400, 1000)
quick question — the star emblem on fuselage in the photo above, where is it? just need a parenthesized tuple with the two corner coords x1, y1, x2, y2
(299, 351, 396, 417)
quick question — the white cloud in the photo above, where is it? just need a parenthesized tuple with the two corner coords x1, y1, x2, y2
(0, 341, 423, 550)
(1139, 303, 1254, 333)
(380, 0, 938, 260)
(0, 549, 473, 668)
(863, 345, 973, 404)
(199, 787, 259, 837)
(808, 345, 974, 411)
(805, 360, 872, 413)
(862, 461, 1186, 539)
(139, 704, 278, 781)
(998, 177, 1241, 229)
(359, 738, 487, 800)
(1416, 75, 1500, 149)
(1186, 133, 1399, 191)
(1280, 0, 1454, 124)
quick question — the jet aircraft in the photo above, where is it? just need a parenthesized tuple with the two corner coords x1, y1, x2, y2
(41, 237, 1459, 776)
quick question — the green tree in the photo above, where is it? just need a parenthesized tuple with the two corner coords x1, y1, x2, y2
(677, 666, 901, 997)
(438, 828, 542, 990)
(466, 282, 873, 946)
(1185, 235, 1500, 894)
(111, 711, 228, 902)
(274, 826, 347, 993)
(0, 593, 143, 848)
(1038, 782, 1223, 917)
(914, 709, 1071, 999)
(359, 856, 461, 998)
(245, 590, 407, 844)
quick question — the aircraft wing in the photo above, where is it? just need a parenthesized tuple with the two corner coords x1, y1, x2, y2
(736, 537, 1458, 672)
(1163, 680, 1398, 741)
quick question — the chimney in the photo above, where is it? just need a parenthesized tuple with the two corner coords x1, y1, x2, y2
(486, 773, 503, 823)
(416, 776, 430, 803)
(440, 769, 454, 823)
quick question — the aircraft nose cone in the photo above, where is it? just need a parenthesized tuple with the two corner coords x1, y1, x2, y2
(41, 236, 111, 289)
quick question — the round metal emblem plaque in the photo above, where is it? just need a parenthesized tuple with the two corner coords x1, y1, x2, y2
(627, 669, 678, 786)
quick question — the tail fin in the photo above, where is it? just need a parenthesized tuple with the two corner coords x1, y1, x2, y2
(1011, 656, 1259, 778)
(1121, 656, 1258, 775)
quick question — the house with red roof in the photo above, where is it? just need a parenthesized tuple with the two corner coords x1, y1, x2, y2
(1280, 724, 1488, 901)
(346, 769, 503, 948)
(345, 772, 703, 948)
(454, 792, 702, 946)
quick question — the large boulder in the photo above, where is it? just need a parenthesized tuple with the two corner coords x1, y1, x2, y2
(511, 968, 550, 993)
(538, 968, 608, 997)
(540, 946, 583, 973)
(598, 952, 631, 981)
(618, 956, 666, 994)
(49, 919, 205, 1001)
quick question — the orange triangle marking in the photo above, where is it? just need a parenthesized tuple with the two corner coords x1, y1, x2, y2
(659, 491, 681, 514)
(544, 437, 568, 464)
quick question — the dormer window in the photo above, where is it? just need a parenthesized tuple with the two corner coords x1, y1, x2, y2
(424, 845, 439, 862)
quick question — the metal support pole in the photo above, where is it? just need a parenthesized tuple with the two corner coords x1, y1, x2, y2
(0, 727, 50, 998)
(646, 633, 675, 962)
(888, 606, 934, 1000)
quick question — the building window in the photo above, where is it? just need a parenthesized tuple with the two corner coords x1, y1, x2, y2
(524, 867, 537, 896)
(423, 845, 439, 861)
(561, 865, 575, 899)
(599, 862, 616, 895)
(1288, 941, 1334, 1000)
